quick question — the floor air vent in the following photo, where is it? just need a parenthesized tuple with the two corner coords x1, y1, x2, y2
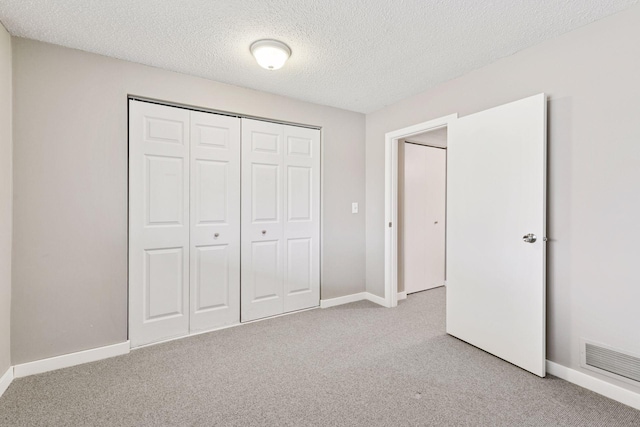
(583, 341, 640, 383)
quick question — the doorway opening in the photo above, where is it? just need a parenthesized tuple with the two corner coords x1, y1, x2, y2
(383, 94, 547, 377)
(384, 114, 457, 308)
(398, 128, 447, 301)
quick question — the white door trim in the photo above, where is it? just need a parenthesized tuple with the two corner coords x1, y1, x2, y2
(384, 114, 458, 308)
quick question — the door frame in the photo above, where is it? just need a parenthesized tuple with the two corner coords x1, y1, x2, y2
(127, 95, 325, 347)
(384, 114, 457, 308)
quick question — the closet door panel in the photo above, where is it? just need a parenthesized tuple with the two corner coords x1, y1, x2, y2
(283, 125, 320, 312)
(241, 119, 285, 321)
(252, 163, 280, 222)
(286, 238, 312, 295)
(194, 245, 230, 311)
(129, 100, 190, 347)
(251, 240, 282, 300)
(190, 111, 240, 332)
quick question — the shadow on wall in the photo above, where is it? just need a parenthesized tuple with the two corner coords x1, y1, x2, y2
(545, 96, 573, 364)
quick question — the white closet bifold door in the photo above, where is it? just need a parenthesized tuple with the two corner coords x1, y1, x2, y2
(241, 119, 285, 321)
(189, 111, 241, 332)
(129, 100, 190, 347)
(282, 124, 320, 313)
(241, 119, 320, 322)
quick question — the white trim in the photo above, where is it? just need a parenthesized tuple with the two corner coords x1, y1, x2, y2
(128, 96, 321, 130)
(320, 292, 388, 308)
(0, 366, 13, 398)
(365, 292, 388, 307)
(320, 292, 366, 308)
(397, 291, 407, 301)
(320, 128, 325, 312)
(580, 338, 640, 387)
(132, 324, 241, 350)
(13, 341, 130, 378)
(133, 306, 319, 350)
(241, 306, 318, 324)
(547, 360, 640, 411)
(384, 114, 458, 308)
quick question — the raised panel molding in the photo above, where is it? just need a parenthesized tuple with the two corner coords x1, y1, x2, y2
(144, 247, 184, 321)
(287, 136, 312, 157)
(252, 163, 280, 223)
(145, 155, 184, 226)
(251, 240, 280, 301)
(195, 160, 228, 225)
(197, 124, 229, 149)
(287, 238, 312, 294)
(195, 245, 230, 312)
(288, 166, 312, 221)
(145, 117, 184, 145)
(251, 131, 279, 153)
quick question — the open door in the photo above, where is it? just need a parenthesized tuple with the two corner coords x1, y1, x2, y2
(404, 143, 446, 294)
(446, 93, 547, 377)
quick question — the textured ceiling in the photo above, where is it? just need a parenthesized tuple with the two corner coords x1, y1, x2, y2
(0, 0, 637, 113)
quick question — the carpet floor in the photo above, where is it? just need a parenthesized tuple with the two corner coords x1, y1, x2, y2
(1, 287, 639, 426)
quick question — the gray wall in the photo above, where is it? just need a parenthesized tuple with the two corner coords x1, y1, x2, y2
(0, 23, 12, 373)
(366, 5, 640, 393)
(11, 38, 366, 364)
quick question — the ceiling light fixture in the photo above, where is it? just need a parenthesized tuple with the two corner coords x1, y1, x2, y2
(250, 39, 291, 70)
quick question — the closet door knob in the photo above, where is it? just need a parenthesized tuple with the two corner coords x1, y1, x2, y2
(262, 230, 267, 235)
(214, 233, 219, 238)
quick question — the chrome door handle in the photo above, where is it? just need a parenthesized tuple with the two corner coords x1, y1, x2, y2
(523, 233, 537, 243)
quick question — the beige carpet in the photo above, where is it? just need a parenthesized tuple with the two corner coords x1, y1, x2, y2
(1, 287, 639, 426)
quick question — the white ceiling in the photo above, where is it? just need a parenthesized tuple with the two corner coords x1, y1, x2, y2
(0, 0, 637, 113)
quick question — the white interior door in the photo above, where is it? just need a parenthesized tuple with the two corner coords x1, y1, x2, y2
(129, 100, 190, 347)
(283, 125, 320, 312)
(241, 119, 285, 321)
(446, 93, 547, 376)
(189, 111, 240, 332)
(404, 143, 446, 294)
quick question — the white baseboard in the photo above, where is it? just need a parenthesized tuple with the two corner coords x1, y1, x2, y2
(365, 292, 388, 307)
(134, 307, 319, 350)
(546, 360, 640, 410)
(397, 291, 407, 301)
(14, 341, 130, 378)
(320, 292, 389, 308)
(320, 292, 366, 308)
(132, 325, 240, 350)
(0, 366, 13, 398)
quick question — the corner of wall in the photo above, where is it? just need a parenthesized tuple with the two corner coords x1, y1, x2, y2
(0, 21, 13, 376)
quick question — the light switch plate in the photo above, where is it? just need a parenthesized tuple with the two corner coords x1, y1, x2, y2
(352, 202, 359, 214)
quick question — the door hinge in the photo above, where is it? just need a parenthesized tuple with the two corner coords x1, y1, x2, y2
(389, 222, 392, 228)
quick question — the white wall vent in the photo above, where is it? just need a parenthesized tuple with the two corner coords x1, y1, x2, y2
(581, 340, 640, 385)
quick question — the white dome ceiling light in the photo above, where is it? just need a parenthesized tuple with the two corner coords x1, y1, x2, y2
(250, 39, 291, 70)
